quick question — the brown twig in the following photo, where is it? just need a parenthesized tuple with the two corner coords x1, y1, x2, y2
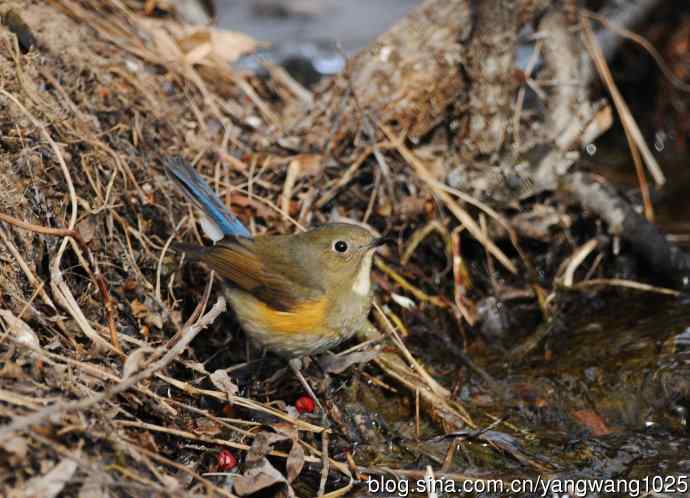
(581, 16, 665, 187)
(581, 16, 655, 222)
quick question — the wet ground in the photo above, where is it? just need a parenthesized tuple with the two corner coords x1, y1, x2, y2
(339, 293, 690, 497)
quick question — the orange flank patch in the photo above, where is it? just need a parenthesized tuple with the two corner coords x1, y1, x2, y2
(253, 297, 329, 335)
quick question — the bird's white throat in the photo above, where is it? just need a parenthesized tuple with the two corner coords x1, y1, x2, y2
(352, 251, 374, 296)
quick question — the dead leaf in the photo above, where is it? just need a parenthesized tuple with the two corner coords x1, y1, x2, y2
(0, 310, 40, 350)
(245, 432, 289, 465)
(572, 409, 612, 436)
(272, 423, 299, 440)
(193, 417, 222, 436)
(130, 298, 163, 330)
(139, 18, 256, 67)
(76, 217, 97, 244)
(208, 29, 257, 65)
(178, 27, 257, 66)
(181, 37, 212, 65)
(286, 442, 304, 483)
(319, 351, 380, 375)
(21, 455, 79, 498)
(209, 369, 239, 397)
(234, 458, 290, 497)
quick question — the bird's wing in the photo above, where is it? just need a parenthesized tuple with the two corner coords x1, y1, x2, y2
(184, 236, 323, 311)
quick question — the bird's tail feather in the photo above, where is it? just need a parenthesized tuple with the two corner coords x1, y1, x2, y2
(164, 156, 251, 238)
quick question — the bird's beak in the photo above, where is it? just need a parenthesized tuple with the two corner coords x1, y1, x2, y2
(368, 237, 394, 249)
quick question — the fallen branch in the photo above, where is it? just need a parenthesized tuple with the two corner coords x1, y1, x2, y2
(561, 172, 690, 290)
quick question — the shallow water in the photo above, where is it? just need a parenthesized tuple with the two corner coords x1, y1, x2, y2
(342, 294, 690, 496)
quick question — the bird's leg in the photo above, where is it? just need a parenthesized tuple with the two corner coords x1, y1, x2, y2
(247, 349, 270, 401)
(288, 357, 329, 426)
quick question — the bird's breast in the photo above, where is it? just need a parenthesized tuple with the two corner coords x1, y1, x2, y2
(226, 288, 329, 335)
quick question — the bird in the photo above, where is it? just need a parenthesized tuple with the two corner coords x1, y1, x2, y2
(164, 156, 388, 411)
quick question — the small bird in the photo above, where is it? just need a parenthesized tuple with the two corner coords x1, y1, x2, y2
(165, 157, 387, 407)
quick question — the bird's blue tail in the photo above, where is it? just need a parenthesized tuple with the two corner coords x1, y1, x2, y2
(164, 157, 251, 238)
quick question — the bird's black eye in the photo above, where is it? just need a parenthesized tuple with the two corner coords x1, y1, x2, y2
(333, 240, 349, 253)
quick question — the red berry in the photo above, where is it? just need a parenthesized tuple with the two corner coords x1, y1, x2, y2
(216, 449, 237, 471)
(295, 395, 315, 414)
